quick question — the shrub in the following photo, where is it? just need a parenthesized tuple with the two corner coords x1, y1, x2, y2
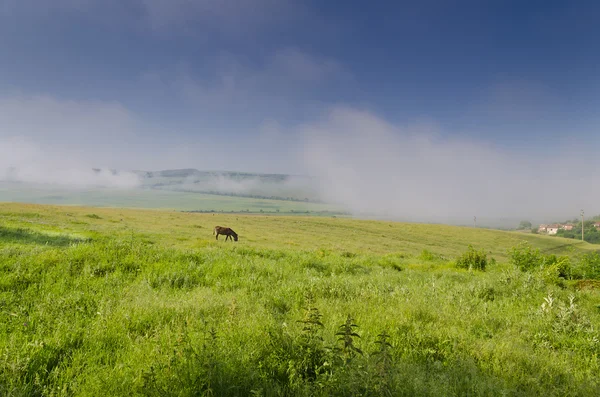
(543, 254, 572, 278)
(508, 242, 544, 271)
(455, 245, 488, 271)
(508, 243, 574, 287)
(540, 258, 572, 287)
(418, 249, 443, 262)
(509, 242, 573, 281)
(378, 254, 404, 272)
(573, 252, 600, 279)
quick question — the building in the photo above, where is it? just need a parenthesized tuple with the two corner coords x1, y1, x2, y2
(546, 224, 560, 235)
(539, 223, 575, 234)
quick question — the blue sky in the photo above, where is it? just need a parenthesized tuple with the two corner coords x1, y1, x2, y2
(0, 0, 599, 220)
(1, 0, 597, 141)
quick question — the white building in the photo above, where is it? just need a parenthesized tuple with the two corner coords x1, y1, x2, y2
(546, 224, 560, 235)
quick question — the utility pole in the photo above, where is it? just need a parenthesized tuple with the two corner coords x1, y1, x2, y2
(581, 209, 584, 241)
(474, 216, 477, 228)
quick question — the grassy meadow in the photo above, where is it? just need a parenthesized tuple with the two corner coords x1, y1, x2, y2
(1, 202, 600, 396)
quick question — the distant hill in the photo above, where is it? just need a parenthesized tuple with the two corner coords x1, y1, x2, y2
(132, 168, 301, 182)
(1, 165, 323, 203)
(132, 168, 323, 203)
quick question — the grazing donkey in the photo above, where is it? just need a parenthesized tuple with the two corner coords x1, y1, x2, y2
(213, 226, 238, 241)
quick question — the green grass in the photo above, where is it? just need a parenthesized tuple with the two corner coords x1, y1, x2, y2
(1, 203, 600, 396)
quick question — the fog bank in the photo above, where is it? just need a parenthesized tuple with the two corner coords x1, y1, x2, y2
(298, 107, 596, 224)
(0, 137, 141, 189)
(1, 94, 597, 226)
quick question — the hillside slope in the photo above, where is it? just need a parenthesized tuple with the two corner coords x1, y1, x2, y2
(133, 168, 322, 202)
(0, 203, 595, 260)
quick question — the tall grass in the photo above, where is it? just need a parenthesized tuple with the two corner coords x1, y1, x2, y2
(1, 204, 600, 395)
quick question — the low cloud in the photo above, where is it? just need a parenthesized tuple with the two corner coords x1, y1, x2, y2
(0, 95, 156, 189)
(0, 136, 141, 189)
(168, 172, 318, 201)
(0, 94, 300, 188)
(297, 107, 597, 225)
(0, 95, 138, 145)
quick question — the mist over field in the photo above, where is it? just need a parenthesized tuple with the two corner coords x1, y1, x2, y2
(298, 107, 597, 225)
(0, 138, 141, 189)
(0, 100, 597, 226)
(172, 171, 319, 201)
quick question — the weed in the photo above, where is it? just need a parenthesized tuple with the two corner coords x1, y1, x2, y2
(372, 330, 394, 396)
(334, 315, 363, 364)
(292, 295, 327, 383)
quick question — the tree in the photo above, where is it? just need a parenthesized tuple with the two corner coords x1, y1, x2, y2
(517, 220, 532, 230)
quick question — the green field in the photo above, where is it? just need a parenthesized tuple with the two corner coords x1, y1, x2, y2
(0, 183, 342, 215)
(2, 203, 600, 396)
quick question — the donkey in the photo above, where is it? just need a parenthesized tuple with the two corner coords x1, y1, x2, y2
(213, 226, 238, 241)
